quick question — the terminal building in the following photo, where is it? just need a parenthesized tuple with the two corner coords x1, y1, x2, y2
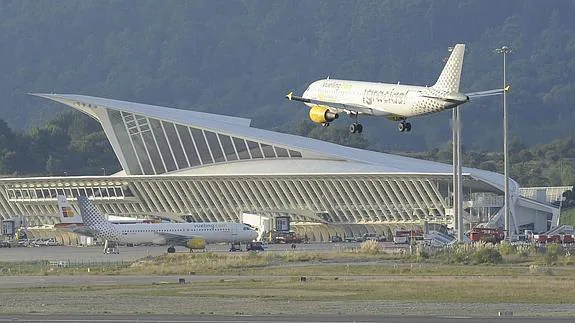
(0, 94, 559, 243)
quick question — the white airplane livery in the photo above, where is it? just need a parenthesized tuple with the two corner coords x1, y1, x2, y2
(56, 195, 257, 253)
(286, 44, 505, 133)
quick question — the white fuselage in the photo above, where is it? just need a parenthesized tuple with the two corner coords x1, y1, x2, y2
(81, 221, 257, 246)
(303, 79, 465, 119)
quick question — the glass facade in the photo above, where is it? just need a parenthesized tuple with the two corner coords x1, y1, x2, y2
(106, 111, 302, 175)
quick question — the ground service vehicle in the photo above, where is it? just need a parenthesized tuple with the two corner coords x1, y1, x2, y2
(363, 233, 386, 242)
(330, 235, 343, 243)
(246, 242, 265, 251)
(394, 230, 413, 244)
(468, 228, 505, 243)
(268, 231, 307, 244)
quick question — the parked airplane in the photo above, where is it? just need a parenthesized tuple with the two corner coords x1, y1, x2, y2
(286, 44, 507, 133)
(54, 195, 93, 236)
(56, 195, 258, 253)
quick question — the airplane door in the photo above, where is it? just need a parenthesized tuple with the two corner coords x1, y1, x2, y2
(231, 224, 238, 237)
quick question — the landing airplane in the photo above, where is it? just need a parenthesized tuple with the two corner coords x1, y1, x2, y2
(56, 195, 258, 253)
(286, 44, 507, 133)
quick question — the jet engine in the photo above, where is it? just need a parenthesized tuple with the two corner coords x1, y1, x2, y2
(186, 237, 207, 250)
(309, 106, 338, 124)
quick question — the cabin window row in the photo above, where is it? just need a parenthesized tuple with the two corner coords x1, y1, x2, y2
(121, 228, 231, 233)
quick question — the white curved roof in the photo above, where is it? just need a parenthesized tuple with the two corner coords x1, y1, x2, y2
(33, 93, 518, 194)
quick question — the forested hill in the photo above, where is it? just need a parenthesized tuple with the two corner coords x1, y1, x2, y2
(1, 0, 574, 151)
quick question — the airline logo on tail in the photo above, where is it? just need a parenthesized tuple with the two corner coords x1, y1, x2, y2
(56, 195, 83, 224)
(61, 206, 74, 218)
(55, 195, 90, 235)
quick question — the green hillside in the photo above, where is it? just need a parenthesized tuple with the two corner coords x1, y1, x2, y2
(1, 0, 575, 152)
(560, 208, 575, 227)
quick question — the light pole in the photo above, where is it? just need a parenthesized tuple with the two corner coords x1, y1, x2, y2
(452, 105, 463, 242)
(495, 45, 511, 240)
(101, 167, 106, 176)
(446, 45, 464, 242)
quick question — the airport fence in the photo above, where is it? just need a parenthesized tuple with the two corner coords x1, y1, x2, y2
(0, 259, 131, 275)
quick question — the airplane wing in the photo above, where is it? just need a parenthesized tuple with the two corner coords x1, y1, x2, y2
(155, 231, 203, 246)
(466, 85, 510, 99)
(286, 92, 376, 115)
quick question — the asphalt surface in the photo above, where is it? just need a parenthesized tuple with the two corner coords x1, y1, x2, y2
(0, 242, 372, 262)
(0, 314, 571, 323)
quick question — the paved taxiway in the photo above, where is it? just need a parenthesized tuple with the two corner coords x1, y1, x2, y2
(0, 242, 370, 262)
(0, 314, 571, 322)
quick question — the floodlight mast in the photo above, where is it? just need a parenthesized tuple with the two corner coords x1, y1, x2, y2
(495, 45, 511, 241)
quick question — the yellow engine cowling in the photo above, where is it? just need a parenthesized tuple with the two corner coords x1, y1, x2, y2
(309, 105, 338, 124)
(186, 237, 207, 250)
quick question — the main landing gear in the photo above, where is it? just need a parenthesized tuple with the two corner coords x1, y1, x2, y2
(167, 246, 176, 253)
(349, 122, 363, 134)
(398, 120, 412, 132)
(348, 112, 363, 133)
(103, 240, 119, 254)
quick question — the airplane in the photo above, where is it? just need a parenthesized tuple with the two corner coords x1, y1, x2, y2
(56, 195, 258, 253)
(286, 44, 508, 133)
(54, 195, 94, 237)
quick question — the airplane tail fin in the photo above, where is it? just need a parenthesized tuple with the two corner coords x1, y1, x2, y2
(432, 44, 465, 93)
(77, 196, 107, 226)
(57, 195, 83, 224)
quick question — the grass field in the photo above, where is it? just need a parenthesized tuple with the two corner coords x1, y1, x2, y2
(1, 246, 575, 316)
(1, 273, 574, 316)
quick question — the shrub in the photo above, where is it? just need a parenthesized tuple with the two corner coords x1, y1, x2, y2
(498, 241, 516, 255)
(516, 244, 537, 257)
(540, 243, 563, 265)
(562, 252, 574, 266)
(359, 240, 381, 255)
(472, 248, 502, 264)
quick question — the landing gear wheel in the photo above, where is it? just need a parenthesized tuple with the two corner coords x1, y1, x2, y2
(322, 122, 330, 127)
(349, 123, 357, 133)
(349, 123, 363, 134)
(398, 121, 411, 132)
(398, 122, 405, 132)
(167, 246, 176, 253)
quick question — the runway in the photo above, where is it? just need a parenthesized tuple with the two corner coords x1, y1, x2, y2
(0, 314, 571, 323)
